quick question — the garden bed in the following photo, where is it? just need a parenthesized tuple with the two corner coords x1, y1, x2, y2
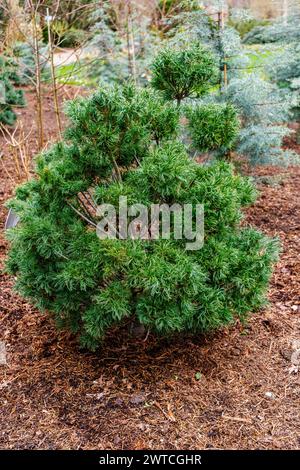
(0, 88, 299, 450)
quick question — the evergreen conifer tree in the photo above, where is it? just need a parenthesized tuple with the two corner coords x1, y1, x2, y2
(6, 44, 278, 350)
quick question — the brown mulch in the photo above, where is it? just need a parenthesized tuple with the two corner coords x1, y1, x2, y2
(0, 88, 300, 450)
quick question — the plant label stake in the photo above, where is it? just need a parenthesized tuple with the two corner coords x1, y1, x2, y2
(5, 208, 20, 229)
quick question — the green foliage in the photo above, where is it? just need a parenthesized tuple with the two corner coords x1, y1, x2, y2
(267, 43, 300, 87)
(186, 103, 239, 153)
(151, 42, 218, 103)
(0, 55, 22, 85)
(243, 5, 300, 45)
(6, 44, 278, 349)
(59, 28, 88, 48)
(11, 42, 37, 85)
(157, 0, 199, 15)
(41, 0, 97, 31)
(238, 125, 299, 166)
(228, 17, 269, 39)
(0, 55, 25, 126)
(160, 4, 296, 166)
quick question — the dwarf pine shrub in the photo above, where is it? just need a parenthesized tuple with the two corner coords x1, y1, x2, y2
(6, 44, 278, 350)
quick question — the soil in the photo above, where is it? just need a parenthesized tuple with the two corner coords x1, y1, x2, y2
(0, 88, 299, 450)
